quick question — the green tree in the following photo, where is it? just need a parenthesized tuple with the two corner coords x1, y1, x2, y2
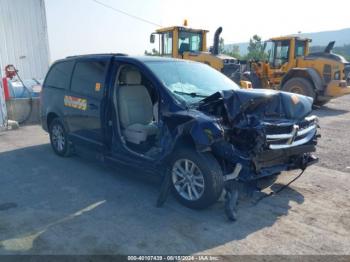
(219, 37, 241, 59)
(246, 34, 267, 61)
(219, 37, 225, 54)
(224, 45, 241, 59)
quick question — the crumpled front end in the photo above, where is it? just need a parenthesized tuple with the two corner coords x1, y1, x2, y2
(197, 89, 319, 182)
(249, 115, 318, 180)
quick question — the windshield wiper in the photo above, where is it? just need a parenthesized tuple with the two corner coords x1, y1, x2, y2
(173, 90, 207, 98)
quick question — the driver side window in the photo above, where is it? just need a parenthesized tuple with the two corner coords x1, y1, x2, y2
(273, 40, 290, 68)
(161, 32, 173, 56)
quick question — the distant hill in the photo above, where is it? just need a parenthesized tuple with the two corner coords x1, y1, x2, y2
(300, 28, 350, 46)
(225, 28, 350, 56)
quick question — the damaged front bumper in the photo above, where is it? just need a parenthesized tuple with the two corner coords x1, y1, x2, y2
(253, 145, 318, 176)
(212, 115, 319, 182)
(212, 140, 318, 182)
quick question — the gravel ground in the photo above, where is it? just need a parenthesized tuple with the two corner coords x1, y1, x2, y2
(313, 95, 350, 173)
(0, 95, 349, 255)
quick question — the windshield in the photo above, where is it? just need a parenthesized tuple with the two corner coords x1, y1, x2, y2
(178, 31, 202, 54)
(145, 61, 239, 104)
(267, 40, 290, 68)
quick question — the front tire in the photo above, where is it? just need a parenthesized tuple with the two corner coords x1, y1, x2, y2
(169, 148, 224, 209)
(49, 118, 72, 157)
(282, 77, 316, 100)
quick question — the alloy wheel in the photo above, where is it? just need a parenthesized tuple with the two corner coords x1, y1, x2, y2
(171, 159, 205, 201)
(51, 124, 65, 152)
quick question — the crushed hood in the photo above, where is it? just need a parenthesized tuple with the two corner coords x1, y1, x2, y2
(199, 89, 313, 122)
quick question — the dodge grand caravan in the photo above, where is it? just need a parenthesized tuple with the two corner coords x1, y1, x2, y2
(41, 54, 319, 217)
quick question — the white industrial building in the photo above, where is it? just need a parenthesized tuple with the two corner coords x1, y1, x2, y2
(0, 0, 50, 128)
(0, 0, 50, 80)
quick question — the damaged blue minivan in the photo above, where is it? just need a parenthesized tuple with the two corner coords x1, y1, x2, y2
(41, 54, 319, 218)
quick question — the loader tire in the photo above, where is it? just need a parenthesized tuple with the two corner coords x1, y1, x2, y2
(282, 77, 316, 100)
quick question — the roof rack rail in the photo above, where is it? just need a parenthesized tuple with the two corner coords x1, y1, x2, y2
(66, 53, 128, 58)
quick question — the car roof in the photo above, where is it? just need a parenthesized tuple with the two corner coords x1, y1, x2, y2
(131, 56, 183, 63)
(54, 54, 186, 64)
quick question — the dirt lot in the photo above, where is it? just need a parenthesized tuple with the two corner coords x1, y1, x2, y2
(0, 96, 350, 255)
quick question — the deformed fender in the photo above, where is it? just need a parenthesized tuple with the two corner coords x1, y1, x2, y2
(281, 68, 324, 91)
(189, 117, 224, 151)
(159, 111, 225, 160)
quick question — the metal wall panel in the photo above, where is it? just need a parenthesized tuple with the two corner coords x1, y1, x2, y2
(0, 81, 7, 128)
(0, 0, 50, 80)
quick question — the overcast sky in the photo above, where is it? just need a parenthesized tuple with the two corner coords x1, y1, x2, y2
(45, 0, 350, 62)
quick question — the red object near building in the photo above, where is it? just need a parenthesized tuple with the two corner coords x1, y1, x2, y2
(5, 64, 17, 79)
(2, 77, 10, 100)
(2, 65, 18, 100)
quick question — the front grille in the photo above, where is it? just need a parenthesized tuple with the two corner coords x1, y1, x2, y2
(265, 124, 293, 135)
(265, 115, 318, 149)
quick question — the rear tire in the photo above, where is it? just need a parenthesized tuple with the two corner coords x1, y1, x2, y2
(169, 148, 224, 209)
(282, 77, 316, 100)
(49, 118, 72, 157)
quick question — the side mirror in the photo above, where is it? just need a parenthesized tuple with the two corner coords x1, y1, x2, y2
(150, 34, 155, 44)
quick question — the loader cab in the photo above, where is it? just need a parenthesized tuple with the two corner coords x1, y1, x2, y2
(266, 37, 310, 70)
(250, 37, 312, 87)
(150, 26, 208, 58)
(150, 24, 240, 82)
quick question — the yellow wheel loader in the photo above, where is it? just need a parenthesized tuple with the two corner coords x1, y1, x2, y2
(150, 24, 246, 86)
(243, 36, 350, 105)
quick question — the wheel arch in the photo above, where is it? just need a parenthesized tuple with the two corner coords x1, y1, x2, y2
(46, 111, 70, 134)
(47, 112, 59, 129)
(174, 134, 196, 151)
(281, 68, 324, 91)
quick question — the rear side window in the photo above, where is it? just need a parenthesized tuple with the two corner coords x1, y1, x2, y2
(45, 61, 74, 89)
(71, 61, 108, 98)
(295, 40, 305, 57)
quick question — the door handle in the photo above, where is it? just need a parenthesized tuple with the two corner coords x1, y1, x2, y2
(89, 103, 98, 110)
